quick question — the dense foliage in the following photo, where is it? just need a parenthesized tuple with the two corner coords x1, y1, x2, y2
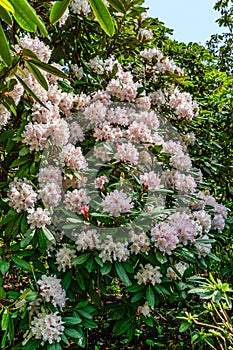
(0, 0, 232, 349)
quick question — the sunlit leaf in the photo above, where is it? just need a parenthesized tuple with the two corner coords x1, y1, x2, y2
(88, 0, 115, 37)
(50, 0, 71, 24)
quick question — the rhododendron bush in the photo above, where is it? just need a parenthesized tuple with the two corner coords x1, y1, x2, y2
(0, 0, 229, 349)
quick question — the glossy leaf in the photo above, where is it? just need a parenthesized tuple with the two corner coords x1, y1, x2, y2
(10, 0, 47, 35)
(115, 261, 132, 286)
(50, 0, 71, 24)
(0, 21, 11, 65)
(27, 58, 67, 79)
(15, 74, 48, 109)
(0, 6, 12, 24)
(25, 61, 48, 90)
(88, 0, 115, 37)
(0, 0, 14, 13)
(107, 0, 125, 13)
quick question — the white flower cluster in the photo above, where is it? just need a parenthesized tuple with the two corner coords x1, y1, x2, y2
(70, 0, 91, 16)
(37, 275, 66, 310)
(94, 175, 108, 189)
(102, 189, 134, 217)
(55, 245, 76, 272)
(8, 178, 37, 213)
(38, 166, 62, 207)
(166, 262, 189, 280)
(137, 301, 151, 317)
(140, 48, 184, 75)
(30, 312, 64, 344)
(27, 207, 51, 228)
(98, 235, 130, 263)
(64, 188, 90, 213)
(135, 263, 162, 285)
(0, 104, 12, 128)
(169, 87, 199, 120)
(139, 171, 161, 189)
(59, 143, 87, 171)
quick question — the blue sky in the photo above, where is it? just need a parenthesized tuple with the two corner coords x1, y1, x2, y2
(144, 0, 223, 44)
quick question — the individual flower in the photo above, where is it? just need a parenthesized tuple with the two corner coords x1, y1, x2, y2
(21, 122, 49, 151)
(38, 183, 62, 207)
(128, 230, 150, 254)
(75, 229, 100, 251)
(38, 166, 63, 187)
(166, 262, 189, 280)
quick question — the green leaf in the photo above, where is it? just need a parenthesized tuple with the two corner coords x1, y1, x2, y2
(62, 270, 73, 290)
(113, 318, 131, 336)
(72, 252, 91, 265)
(41, 227, 56, 244)
(0, 258, 10, 274)
(155, 250, 168, 264)
(11, 257, 31, 271)
(20, 230, 35, 248)
(146, 285, 155, 308)
(64, 328, 83, 339)
(10, 0, 47, 35)
(1, 310, 9, 330)
(0, 6, 12, 24)
(22, 48, 38, 59)
(25, 61, 48, 90)
(63, 316, 82, 326)
(50, 0, 71, 24)
(15, 74, 48, 109)
(23, 339, 42, 350)
(28, 59, 67, 79)
(179, 321, 191, 333)
(88, 0, 115, 37)
(0, 21, 12, 65)
(115, 261, 132, 286)
(100, 263, 112, 275)
(107, 0, 125, 12)
(0, 0, 14, 13)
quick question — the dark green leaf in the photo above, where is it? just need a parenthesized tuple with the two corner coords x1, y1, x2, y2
(107, 0, 125, 12)
(64, 328, 83, 339)
(146, 285, 155, 308)
(28, 59, 67, 78)
(0, 6, 12, 24)
(15, 74, 48, 109)
(11, 257, 31, 271)
(115, 261, 132, 286)
(72, 252, 91, 265)
(63, 316, 82, 326)
(25, 61, 48, 90)
(100, 263, 112, 275)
